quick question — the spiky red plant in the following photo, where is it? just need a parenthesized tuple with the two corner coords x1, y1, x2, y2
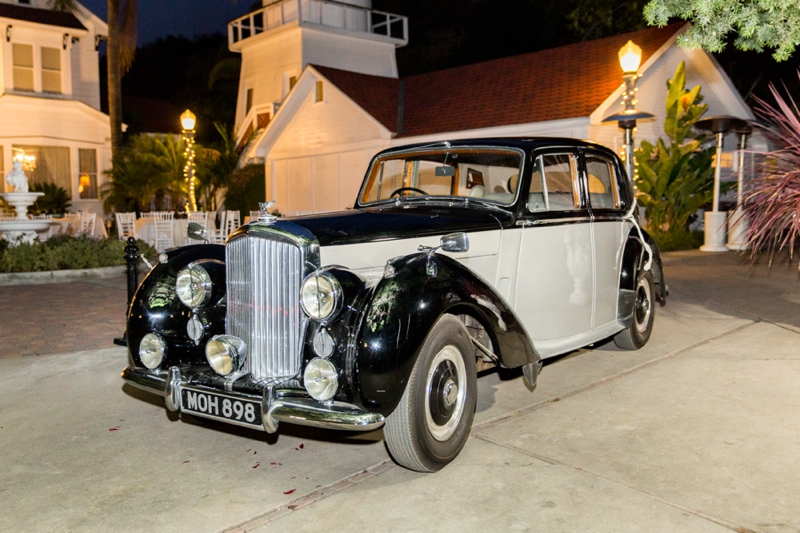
(743, 72, 800, 266)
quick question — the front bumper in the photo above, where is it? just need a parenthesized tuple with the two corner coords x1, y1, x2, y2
(121, 366, 385, 433)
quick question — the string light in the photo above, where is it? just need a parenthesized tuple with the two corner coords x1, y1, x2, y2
(181, 109, 197, 213)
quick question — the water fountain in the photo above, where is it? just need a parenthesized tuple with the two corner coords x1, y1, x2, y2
(0, 161, 50, 245)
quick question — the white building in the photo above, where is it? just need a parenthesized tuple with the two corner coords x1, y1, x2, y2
(229, 1, 757, 215)
(0, 0, 110, 214)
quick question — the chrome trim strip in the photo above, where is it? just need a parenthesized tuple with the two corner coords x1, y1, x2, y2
(516, 216, 593, 227)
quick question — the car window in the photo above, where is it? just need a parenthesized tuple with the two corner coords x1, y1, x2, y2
(527, 153, 580, 212)
(360, 149, 523, 205)
(586, 154, 620, 210)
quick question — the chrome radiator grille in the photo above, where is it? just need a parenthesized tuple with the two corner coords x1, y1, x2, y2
(226, 235, 304, 380)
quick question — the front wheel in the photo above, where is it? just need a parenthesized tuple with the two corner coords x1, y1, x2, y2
(384, 314, 477, 472)
(614, 270, 655, 350)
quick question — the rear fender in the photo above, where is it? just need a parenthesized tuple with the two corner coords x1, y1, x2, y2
(618, 228, 667, 327)
(355, 252, 539, 416)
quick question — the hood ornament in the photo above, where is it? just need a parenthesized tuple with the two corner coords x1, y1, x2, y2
(257, 201, 278, 224)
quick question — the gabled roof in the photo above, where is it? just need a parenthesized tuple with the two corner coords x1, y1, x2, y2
(314, 23, 683, 138)
(0, 4, 86, 31)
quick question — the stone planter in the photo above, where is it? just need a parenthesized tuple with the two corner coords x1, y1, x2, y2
(0, 265, 126, 286)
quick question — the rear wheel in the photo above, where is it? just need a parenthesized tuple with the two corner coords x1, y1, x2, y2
(384, 315, 477, 472)
(614, 270, 655, 350)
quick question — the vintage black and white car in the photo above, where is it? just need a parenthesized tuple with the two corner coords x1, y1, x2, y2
(122, 138, 667, 472)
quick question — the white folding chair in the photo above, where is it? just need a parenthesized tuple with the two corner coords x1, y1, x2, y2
(115, 212, 137, 240)
(212, 210, 228, 244)
(77, 212, 96, 237)
(152, 211, 174, 252)
(188, 211, 208, 225)
(225, 210, 241, 237)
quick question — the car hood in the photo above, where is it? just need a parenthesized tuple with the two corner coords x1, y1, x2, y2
(279, 204, 512, 247)
(242, 205, 512, 277)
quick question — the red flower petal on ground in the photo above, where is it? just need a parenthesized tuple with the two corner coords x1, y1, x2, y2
(299, 443, 304, 449)
(108, 427, 119, 432)
(283, 489, 296, 495)
(183, 460, 190, 464)
(253, 462, 261, 469)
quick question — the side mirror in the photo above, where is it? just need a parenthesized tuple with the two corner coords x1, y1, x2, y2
(440, 232, 469, 253)
(187, 222, 208, 243)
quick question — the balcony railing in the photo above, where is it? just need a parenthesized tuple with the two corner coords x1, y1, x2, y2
(228, 0, 408, 47)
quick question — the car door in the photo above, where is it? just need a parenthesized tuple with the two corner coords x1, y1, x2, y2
(514, 149, 594, 353)
(583, 149, 629, 329)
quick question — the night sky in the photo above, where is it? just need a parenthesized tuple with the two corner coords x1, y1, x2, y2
(80, 0, 252, 44)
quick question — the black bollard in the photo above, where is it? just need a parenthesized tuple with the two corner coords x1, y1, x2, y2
(114, 237, 139, 347)
(124, 237, 139, 306)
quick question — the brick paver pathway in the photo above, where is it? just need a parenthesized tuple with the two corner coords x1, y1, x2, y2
(0, 276, 128, 358)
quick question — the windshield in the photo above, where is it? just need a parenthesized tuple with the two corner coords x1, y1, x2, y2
(359, 148, 523, 206)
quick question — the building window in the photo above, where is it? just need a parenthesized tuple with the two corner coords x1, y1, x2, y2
(315, 81, 324, 102)
(78, 149, 98, 199)
(245, 88, 253, 114)
(12, 44, 34, 92)
(41, 47, 62, 93)
(12, 145, 71, 195)
(289, 76, 297, 90)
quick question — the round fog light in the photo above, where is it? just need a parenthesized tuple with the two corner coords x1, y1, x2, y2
(205, 335, 247, 376)
(303, 358, 338, 402)
(139, 333, 166, 370)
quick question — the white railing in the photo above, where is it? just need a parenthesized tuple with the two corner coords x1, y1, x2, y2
(228, 0, 408, 47)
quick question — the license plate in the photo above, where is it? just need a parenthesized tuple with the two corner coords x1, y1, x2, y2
(181, 388, 263, 430)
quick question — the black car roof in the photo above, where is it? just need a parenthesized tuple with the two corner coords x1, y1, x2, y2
(373, 137, 619, 159)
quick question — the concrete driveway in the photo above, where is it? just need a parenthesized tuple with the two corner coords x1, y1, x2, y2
(1, 251, 798, 533)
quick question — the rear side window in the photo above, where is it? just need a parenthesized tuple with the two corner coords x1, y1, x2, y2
(585, 155, 620, 210)
(528, 153, 580, 212)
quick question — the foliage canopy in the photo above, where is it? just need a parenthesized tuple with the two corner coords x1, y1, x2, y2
(644, 0, 800, 61)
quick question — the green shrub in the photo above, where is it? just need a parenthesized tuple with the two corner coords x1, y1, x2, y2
(0, 236, 156, 273)
(650, 230, 704, 252)
(30, 182, 72, 215)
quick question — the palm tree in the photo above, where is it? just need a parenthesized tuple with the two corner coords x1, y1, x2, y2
(48, 0, 136, 156)
(101, 134, 188, 213)
(108, 0, 138, 154)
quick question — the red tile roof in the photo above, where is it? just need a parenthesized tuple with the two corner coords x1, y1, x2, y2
(314, 23, 683, 138)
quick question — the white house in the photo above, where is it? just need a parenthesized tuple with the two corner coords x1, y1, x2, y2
(228, 0, 758, 215)
(0, 0, 110, 214)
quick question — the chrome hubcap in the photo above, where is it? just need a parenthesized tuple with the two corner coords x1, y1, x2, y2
(425, 345, 467, 442)
(634, 277, 652, 333)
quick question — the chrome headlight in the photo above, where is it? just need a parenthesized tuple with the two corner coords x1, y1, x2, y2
(303, 358, 338, 402)
(300, 272, 341, 320)
(205, 335, 247, 376)
(175, 264, 212, 309)
(139, 333, 166, 370)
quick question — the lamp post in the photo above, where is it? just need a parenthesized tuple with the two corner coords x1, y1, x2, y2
(181, 109, 197, 213)
(693, 115, 749, 252)
(727, 124, 752, 250)
(602, 40, 654, 185)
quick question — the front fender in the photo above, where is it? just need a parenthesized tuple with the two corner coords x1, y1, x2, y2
(126, 244, 226, 369)
(354, 253, 538, 416)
